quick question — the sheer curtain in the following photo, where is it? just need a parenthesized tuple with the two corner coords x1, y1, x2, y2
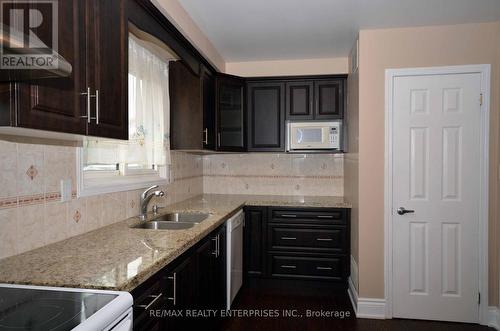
(84, 34, 171, 170)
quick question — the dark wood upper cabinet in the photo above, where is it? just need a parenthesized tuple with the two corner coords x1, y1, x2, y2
(0, 0, 86, 135)
(0, 0, 128, 139)
(247, 81, 285, 152)
(216, 73, 245, 151)
(169, 61, 202, 150)
(286, 81, 314, 120)
(314, 79, 344, 120)
(201, 65, 216, 150)
(86, 0, 128, 140)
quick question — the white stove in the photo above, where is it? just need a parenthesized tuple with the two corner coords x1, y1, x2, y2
(0, 284, 133, 331)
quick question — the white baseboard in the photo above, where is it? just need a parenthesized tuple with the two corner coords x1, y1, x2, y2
(348, 274, 387, 319)
(488, 306, 500, 330)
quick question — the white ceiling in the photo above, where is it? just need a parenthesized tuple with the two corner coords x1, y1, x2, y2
(177, 0, 500, 62)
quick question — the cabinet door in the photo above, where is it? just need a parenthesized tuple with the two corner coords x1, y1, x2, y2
(216, 74, 245, 151)
(170, 61, 202, 149)
(14, 0, 86, 135)
(197, 227, 226, 310)
(86, 0, 128, 139)
(286, 81, 314, 120)
(201, 66, 216, 150)
(165, 254, 198, 329)
(247, 81, 285, 151)
(244, 207, 267, 278)
(314, 79, 344, 120)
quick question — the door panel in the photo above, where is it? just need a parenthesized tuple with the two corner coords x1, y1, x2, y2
(86, 0, 128, 139)
(286, 81, 314, 120)
(392, 73, 481, 323)
(216, 74, 245, 151)
(16, 0, 86, 134)
(247, 82, 285, 151)
(314, 80, 343, 119)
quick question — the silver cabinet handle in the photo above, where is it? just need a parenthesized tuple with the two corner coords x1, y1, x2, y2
(211, 234, 220, 257)
(317, 215, 334, 219)
(281, 237, 297, 240)
(316, 238, 333, 241)
(137, 293, 163, 310)
(280, 214, 297, 218)
(280, 265, 296, 269)
(217, 132, 221, 147)
(203, 128, 208, 144)
(167, 273, 177, 306)
(80, 87, 98, 124)
(80, 87, 91, 123)
(316, 266, 332, 270)
(95, 89, 99, 124)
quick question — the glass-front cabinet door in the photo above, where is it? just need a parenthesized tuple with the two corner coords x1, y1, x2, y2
(216, 74, 246, 151)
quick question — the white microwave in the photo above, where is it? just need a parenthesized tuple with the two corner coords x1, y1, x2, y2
(286, 121, 341, 151)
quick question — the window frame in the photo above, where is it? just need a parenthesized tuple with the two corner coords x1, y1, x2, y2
(76, 144, 169, 198)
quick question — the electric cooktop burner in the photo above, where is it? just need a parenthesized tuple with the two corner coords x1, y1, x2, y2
(0, 287, 116, 330)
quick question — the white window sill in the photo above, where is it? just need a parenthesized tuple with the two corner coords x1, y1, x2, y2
(76, 149, 168, 197)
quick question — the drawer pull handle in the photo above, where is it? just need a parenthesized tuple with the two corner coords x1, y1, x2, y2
(316, 266, 333, 270)
(136, 293, 163, 310)
(281, 237, 297, 240)
(280, 265, 297, 269)
(317, 215, 334, 219)
(316, 238, 333, 241)
(280, 214, 297, 218)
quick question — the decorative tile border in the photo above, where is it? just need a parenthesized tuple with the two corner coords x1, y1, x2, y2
(204, 174, 343, 180)
(0, 175, 202, 210)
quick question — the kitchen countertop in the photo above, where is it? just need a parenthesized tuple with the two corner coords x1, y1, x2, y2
(0, 194, 351, 292)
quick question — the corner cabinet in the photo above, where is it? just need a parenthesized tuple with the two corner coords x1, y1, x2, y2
(0, 0, 128, 140)
(215, 74, 246, 151)
(246, 81, 285, 152)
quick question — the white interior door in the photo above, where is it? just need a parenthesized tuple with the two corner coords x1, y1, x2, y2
(392, 72, 482, 323)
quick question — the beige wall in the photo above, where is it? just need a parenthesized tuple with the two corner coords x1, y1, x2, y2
(151, 0, 225, 72)
(344, 39, 360, 289)
(225, 57, 348, 77)
(356, 22, 500, 304)
(203, 153, 344, 196)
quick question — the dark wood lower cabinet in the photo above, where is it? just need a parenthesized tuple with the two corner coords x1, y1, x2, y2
(244, 206, 350, 289)
(132, 224, 226, 331)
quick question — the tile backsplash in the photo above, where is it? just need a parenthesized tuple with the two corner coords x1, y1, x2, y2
(203, 153, 343, 196)
(0, 140, 343, 260)
(0, 140, 203, 259)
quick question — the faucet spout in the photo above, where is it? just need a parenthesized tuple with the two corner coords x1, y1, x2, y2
(139, 187, 165, 220)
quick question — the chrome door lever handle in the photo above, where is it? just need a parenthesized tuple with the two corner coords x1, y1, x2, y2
(397, 207, 415, 215)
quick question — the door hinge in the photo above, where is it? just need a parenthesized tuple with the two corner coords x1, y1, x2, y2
(480, 93, 483, 106)
(478, 292, 481, 304)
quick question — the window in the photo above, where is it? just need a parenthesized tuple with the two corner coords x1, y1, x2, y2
(77, 33, 174, 196)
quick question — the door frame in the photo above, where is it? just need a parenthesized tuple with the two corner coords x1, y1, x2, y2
(384, 64, 490, 324)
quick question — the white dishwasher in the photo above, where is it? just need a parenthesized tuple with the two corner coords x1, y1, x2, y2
(226, 209, 244, 309)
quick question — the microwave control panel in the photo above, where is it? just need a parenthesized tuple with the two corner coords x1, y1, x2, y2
(329, 126, 339, 145)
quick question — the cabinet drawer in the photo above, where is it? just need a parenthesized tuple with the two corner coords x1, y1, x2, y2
(269, 224, 347, 253)
(270, 208, 346, 224)
(270, 255, 345, 281)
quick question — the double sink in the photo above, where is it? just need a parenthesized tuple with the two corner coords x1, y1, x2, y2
(131, 212, 210, 230)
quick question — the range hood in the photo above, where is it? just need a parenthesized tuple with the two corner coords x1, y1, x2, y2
(0, 23, 72, 82)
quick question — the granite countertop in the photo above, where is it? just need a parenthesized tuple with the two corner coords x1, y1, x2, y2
(0, 194, 351, 292)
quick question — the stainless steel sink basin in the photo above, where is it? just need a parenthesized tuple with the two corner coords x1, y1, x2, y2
(153, 212, 210, 223)
(131, 221, 195, 230)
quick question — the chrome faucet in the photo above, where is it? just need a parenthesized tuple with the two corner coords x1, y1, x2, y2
(140, 185, 165, 221)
